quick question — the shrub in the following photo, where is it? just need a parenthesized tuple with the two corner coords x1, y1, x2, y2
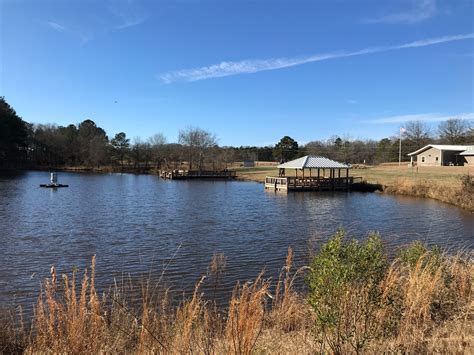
(398, 240, 442, 271)
(306, 231, 388, 354)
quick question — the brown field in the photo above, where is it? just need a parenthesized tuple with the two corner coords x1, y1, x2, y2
(235, 164, 474, 186)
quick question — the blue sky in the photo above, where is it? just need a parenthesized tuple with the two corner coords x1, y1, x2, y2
(1, 0, 473, 146)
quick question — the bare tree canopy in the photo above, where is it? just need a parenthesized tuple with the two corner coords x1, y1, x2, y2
(438, 119, 471, 144)
(178, 127, 218, 170)
(148, 133, 167, 147)
(147, 133, 168, 168)
(403, 121, 431, 149)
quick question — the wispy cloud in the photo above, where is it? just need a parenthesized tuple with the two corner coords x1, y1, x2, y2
(44, 21, 66, 32)
(115, 16, 146, 30)
(362, 0, 437, 25)
(43, 20, 92, 44)
(347, 99, 358, 105)
(364, 112, 474, 124)
(159, 33, 474, 84)
(109, 0, 147, 30)
(42, 0, 146, 43)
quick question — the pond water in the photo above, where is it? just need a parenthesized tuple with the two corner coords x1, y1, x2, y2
(0, 171, 473, 311)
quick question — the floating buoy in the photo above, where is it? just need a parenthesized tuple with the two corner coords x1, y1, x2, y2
(40, 172, 69, 188)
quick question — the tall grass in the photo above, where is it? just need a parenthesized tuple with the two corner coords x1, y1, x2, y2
(384, 174, 474, 211)
(2, 236, 472, 354)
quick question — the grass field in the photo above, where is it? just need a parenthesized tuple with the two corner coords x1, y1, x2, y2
(235, 164, 474, 187)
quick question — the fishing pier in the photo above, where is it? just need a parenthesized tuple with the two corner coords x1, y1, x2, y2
(265, 155, 361, 192)
(160, 169, 236, 180)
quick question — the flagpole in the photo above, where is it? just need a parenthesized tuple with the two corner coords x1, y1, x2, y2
(399, 128, 402, 166)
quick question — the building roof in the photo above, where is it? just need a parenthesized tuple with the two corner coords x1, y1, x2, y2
(407, 144, 472, 156)
(277, 155, 350, 169)
(459, 146, 474, 156)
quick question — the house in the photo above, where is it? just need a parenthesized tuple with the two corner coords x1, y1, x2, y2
(458, 146, 474, 165)
(407, 144, 474, 166)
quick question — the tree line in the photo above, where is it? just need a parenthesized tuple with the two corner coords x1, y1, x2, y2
(1, 97, 473, 170)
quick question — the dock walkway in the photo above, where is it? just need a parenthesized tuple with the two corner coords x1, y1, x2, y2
(160, 170, 236, 180)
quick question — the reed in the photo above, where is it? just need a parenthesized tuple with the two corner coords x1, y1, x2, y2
(225, 272, 269, 354)
(1, 236, 470, 354)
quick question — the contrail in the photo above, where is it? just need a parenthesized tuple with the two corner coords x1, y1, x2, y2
(159, 33, 474, 83)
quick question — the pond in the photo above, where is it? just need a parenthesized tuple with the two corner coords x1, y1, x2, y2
(0, 171, 472, 311)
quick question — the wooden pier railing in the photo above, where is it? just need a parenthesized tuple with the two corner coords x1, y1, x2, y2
(264, 176, 362, 191)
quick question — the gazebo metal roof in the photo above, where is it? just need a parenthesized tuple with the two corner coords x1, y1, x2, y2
(277, 155, 350, 169)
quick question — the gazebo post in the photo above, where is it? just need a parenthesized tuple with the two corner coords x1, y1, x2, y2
(331, 169, 335, 190)
(346, 168, 350, 189)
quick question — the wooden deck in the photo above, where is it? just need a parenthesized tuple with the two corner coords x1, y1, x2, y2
(160, 170, 236, 180)
(264, 176, 362, 191)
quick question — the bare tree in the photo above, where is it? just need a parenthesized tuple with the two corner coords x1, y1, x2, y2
(148, 133, 167, 168)
(438, 119, 470, 144)
(468, 126, 474, 142)
(403, 121, 431, 148)
(178, 127, 217, 171)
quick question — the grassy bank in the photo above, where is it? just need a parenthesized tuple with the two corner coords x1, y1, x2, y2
(1, 233, 472, 354)
(235, 165, 474, 211)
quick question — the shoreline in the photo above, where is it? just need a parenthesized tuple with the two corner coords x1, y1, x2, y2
(233, 165, 474, 212)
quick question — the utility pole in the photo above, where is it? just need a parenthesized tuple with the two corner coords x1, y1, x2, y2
(399, 127, 405, 166)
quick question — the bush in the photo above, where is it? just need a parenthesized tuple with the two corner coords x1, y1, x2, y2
(398, 240, 442, 271)
(306, 231, 388, 354)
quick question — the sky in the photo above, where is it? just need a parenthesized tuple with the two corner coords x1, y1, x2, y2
(1, 0, 473, 146)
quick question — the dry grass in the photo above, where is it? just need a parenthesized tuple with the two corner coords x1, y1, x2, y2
(1, 246, 472, 354)
(235, 164, 473, 186)
(384, 174, 474, 211)
(373, 252, 473, 353)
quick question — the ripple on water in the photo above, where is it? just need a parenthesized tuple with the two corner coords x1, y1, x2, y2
(0, 171, 472, 313)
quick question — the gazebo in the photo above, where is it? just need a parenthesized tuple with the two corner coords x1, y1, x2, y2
(265, 155, 354, 191)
